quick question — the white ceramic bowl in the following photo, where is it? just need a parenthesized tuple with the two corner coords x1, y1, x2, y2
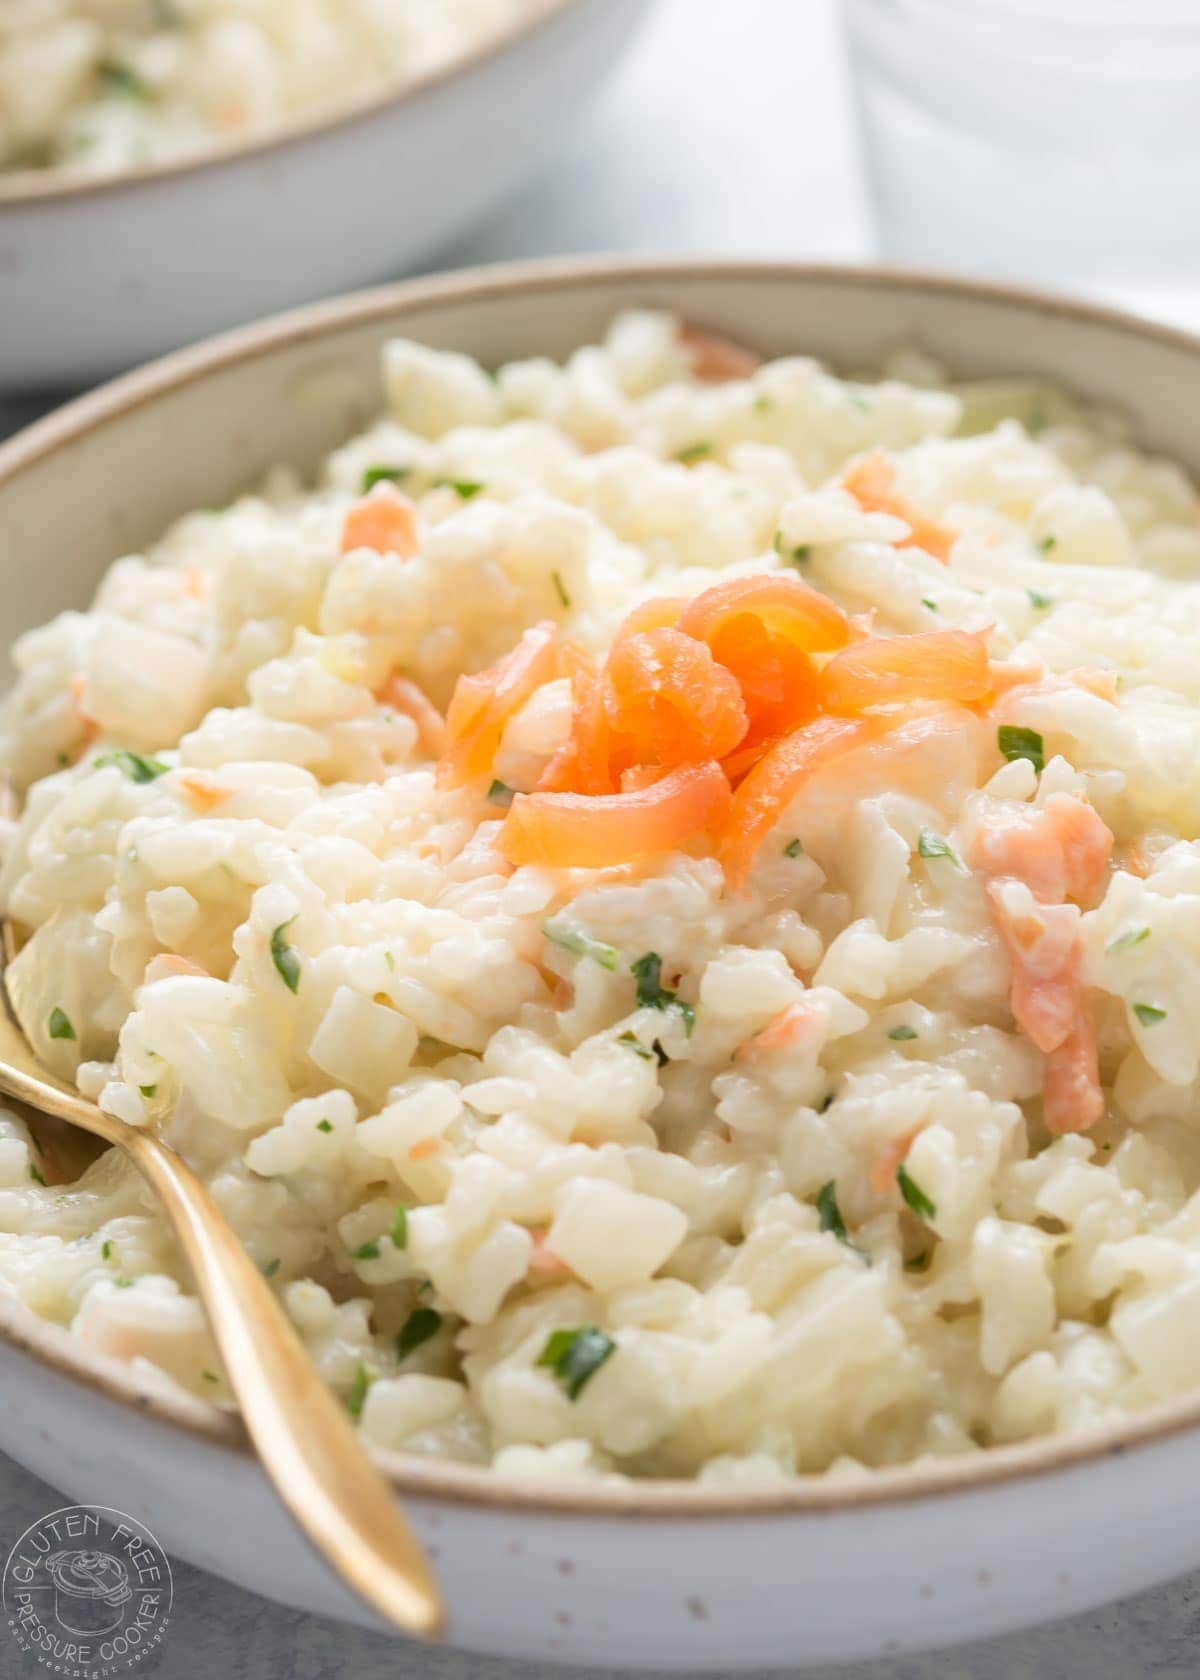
(0, 0, 649, 390)
(4, 260, 1200, 1670)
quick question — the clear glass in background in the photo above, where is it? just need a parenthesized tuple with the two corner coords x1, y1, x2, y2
(843, 0, 1200, 320)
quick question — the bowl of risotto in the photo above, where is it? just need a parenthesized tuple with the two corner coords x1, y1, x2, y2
(0, 0, 648, 387)
(4, 258, 1200, 1666)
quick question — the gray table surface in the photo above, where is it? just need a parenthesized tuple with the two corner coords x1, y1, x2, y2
(3, 3, 1199, 1674)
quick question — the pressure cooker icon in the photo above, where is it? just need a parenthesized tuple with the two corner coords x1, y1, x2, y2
(43, 1548, 132, 1637)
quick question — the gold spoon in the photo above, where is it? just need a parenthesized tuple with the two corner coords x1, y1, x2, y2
(0, 924, 444, 1640)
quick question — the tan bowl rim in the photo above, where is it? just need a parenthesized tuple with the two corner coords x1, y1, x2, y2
(0, 0, 576, 209)
(5, 253, 1200, 1519)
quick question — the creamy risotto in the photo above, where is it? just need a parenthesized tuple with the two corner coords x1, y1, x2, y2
(0, 0, 529, 177)
(4, 313, 1200, 1485)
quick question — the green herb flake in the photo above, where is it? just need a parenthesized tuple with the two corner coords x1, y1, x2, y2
(537, 1325, 616, 1400)
(676, 441, 713, 464)
(28, 1163, 46, 1187)
(815, 1181, 849, 1244)
(94, 749, 170, 783)
(261, 1258, 281, 1279)
(1133, 1003, 1167, 1027)
(617, 1031, 655, 1062)
(753, 394, 773, 415)
(202, 1369, 220, 1385)
(390, 1205, 409, 1250)
(847, 389, 871, 413)
(905, 1250, 930, 1272)
(784, 838, 803, 858)
(917, 828, 961, 867)
(1107, 926, 1151, 955)
(888, 1025, 919, 1042)
(921, 597, 939, 612)
(897, 1164, 937, 1222)
(139, 1083, 157, 1099)
(101, 1240, 114, 1262)
(1027, 588, 1053, 611)
(543, 919, 618, 971)
(631, 951, 673, 1009)
(316, 1118, 333, 1134)
(1037, 535, 1058, 554)
(346, 1364, 372, 1420)
(113, 1277, 134, 1289)
(353, 1240, 381, 1263)
(361, 465, 410, 492)
(487, 779, 516, 809)
(788, 544, 810, 567)
(48, 1007, 76, 1042)
(396, 1307, 442, 1362)
(551, 570, 571, 610)
(56, 752, 70, 767)
(445, 479, 485, 500)
(98, 59, 152, 100)
(269, 921, 301, 994)
(997, 724, 1045, 773)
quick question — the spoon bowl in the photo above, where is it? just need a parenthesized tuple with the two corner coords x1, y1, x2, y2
(0, 916, 444, 1640)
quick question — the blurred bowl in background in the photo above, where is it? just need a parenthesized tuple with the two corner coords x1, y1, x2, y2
(0, 0, 650, 391)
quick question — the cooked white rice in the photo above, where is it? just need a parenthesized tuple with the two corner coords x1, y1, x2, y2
(0, 0, 529, 177)
(4, 311, 1200, 1485)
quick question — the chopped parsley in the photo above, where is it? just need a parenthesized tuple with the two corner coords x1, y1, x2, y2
(56, 752, 70, 767)
(113, 1277, 134, 1289)
(487, 779, 515, 808)
(815, 1181, 850, 1245)
(48, 1007, 75, 1042)
(888, 1025, 919, 1042)
(1133, 1003, 1167, 1027)
(28, 1164, 46, 1187)
(396, 1307, 442, 1363)
(444, 479, 485, 500)
(98, 60, 152, 100)
(390, 1205, 409, 1250)
(1037, 535, 1058, 554)
(269, 921, 301, 993)
(752, 394, 773, 415)
(537, 1326, 615, 1400)
(551, 570, 571, 609)
(543, 919, 618, 971)
(346, 1364, 372, 1420)
(676, 441, 713, 464)
(261, 1258, 281, 1279)
(202, 1369, 220, 1385)
(921, 597, 938, 612)
(616, 1031, 657, 1062)
(631, 953, 694, 1035)
(94, 749, 170, 783)
(772, 529, 811, 566)
(316, 1118, 333, 1133)
(905, 1250, 930, 1272)
(1027, 588, 1053, 611)
(997, 724, 1045, 773)
(897, 1165, 937, 1222)
(139, 1083, 157, 1099)
(846, 389, 871, 413)
(917, 828, 961, 867)
(361, 465, 410, 492)
(101, 1240, 114, 1261)
(1107, 925, 1151, 955)
(353, 1240, 381, 1262)
(784, 837, 803, 858)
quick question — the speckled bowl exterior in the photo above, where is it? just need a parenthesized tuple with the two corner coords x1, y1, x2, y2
(0, 0, 650, 388)
(3, 260, 1200, 1667)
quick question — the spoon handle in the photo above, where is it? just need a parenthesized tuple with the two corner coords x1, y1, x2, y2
(119, 1125, 444, 1637)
